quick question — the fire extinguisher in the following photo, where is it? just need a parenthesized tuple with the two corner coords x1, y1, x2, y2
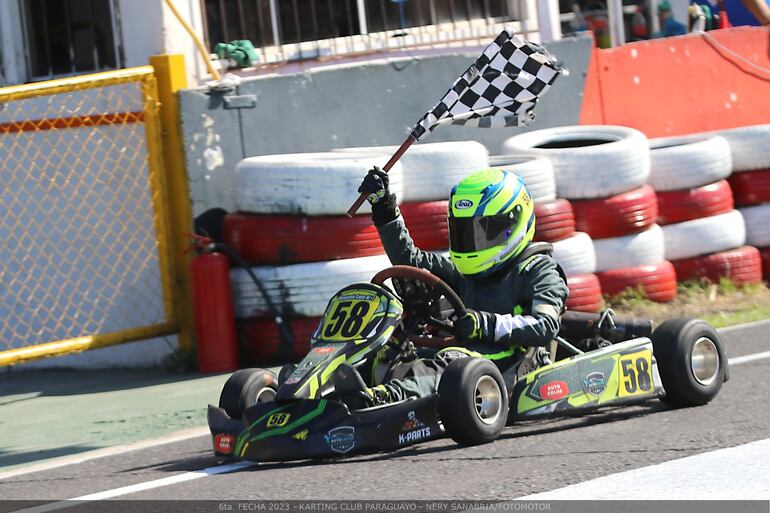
(189, 236, 239, 373)
(188, 234, 295, 372)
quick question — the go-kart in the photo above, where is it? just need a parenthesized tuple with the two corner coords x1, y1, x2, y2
(207, 265, 728, 461)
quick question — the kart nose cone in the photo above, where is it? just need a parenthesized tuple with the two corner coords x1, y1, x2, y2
(474, 375, 503, 425)
(691, 336, 720, 386)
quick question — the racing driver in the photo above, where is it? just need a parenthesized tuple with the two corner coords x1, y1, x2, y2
(333, 166, 569, 407)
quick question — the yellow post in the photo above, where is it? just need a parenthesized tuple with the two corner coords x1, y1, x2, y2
(150, 54, 195, 353)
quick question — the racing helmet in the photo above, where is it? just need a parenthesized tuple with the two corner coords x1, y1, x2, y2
(448, 168, 535, 278)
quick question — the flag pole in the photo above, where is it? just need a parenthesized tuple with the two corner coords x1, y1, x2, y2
(346, 135, 416, 217)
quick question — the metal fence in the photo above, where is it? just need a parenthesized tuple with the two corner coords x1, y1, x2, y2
(202, 0, 535, 64)
(0, 67, 179, 366)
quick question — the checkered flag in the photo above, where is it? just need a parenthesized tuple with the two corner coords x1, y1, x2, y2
(410, 27, 568, 141)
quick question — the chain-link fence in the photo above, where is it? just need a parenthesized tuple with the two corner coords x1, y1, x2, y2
(0, 67, 177, 365)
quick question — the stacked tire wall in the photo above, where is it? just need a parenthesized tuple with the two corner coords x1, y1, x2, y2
(226, 143, 488, 364)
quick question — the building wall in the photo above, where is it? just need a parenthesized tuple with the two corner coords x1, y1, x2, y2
(179, 34, 595, 215)
(0, 0, 207, 86)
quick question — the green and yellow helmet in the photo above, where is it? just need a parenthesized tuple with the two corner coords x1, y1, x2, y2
(448, 168, 535, 277)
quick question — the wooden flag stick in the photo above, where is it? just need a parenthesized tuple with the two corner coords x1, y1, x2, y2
(346, 135, 416, 217)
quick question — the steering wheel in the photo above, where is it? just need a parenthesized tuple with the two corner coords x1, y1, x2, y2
(371, 266, 467, 345)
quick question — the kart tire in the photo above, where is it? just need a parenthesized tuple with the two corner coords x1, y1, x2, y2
(597, 261, 677, 303)
(656, 180, 734, 226)
(222, 213, 382, 265)
(488, 155, 556, 202)
(671, 246, 763, 285)
(652, 318, 727, 407)
(400, 201, 449, 251)
(728, 169, 770, 206)
(534, 199, 576, 243)
(234, 153, 404, 216)
(231, 254, 392, 318)
(334, 141, 488, 202)
(551, 232, 597, 276)
(565, 273, 603, 313)
(571, 185, 658, 239)
(739, 203, 770, 247)
(662, 210, 746, 261)
(713, 123, 770, 172)
(219, 368, 279, 420)
(438, 358, 508, 446)
(237, 317, 319, 365)
(593, 224, 665, 273)
(501, 125, 649, 199)
(648, 135, 732, 191)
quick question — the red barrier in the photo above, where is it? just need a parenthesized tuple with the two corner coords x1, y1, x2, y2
(581, 27, 770, 136)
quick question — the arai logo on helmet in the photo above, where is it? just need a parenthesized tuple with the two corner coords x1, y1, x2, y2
(454, 199, 474, 210)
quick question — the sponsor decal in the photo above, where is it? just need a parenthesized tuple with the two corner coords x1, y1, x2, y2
(286, 360, 315, 384)
(401, 410, 425, 431)
(313, 347, 335, 354)
(266, 412, 291, 428)
(399, 427, 432, 445)
(214, 433, 235, 455)
(583, 372, 607, 396)
(292, 429, 308, 441)
(454, 199, 474, 210)
(539, 380, 570, 401)
(325, 426, 355, 454)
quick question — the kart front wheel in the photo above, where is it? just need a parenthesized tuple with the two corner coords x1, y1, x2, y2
(219, 368, 278, 420)
(438, 358, 508, 446)
(652, 318, 727, 407)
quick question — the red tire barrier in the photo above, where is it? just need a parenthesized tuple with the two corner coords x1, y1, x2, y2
(534, 199, 576, 243)
(565, 273, 603, 313)
(222, 213, 382, 265)
(672, 246, 763, 285)
(656, 180, 734, 226)
(597, 261, 678, 303)
(400, 201, 449, 251)
(728, 169, 770, 207)
(761, 247, 770, 280)
(237, 317, 321, 365)
(571, 185, 658, 239)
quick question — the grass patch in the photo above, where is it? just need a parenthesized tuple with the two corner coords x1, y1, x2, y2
(604, 279, 770, 329)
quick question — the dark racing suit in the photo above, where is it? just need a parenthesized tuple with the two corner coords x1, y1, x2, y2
(369, 215, 569, 401)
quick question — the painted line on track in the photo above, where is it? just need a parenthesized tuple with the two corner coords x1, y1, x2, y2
(0, 427, 209, 481)
(729, 350, 770, 366)
(517, 437, 770, 499)
(8, 462, 255, 513)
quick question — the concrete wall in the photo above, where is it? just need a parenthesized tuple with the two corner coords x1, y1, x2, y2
(179, 34, 595, 216)
(580, 26, 770, 137)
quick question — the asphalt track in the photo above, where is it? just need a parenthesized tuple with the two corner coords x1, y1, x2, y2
(1, 321, 769, 502)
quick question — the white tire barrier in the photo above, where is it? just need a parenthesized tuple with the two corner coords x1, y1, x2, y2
(592, 224, 665, 273)
(662, 210, 746, 261)
(501, 125, 650, 199)
(648, 135, 732, 191)
(488, 155, 556, 202)
(713, 123, 770, 172)
(234, 153, 404, 216)
(552, 232, 597, 276)
(739, 203, 770, 247)
(231, 254, 392, 319)
(334, 141, 488, 202)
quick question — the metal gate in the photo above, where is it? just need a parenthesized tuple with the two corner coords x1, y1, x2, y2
(0, 65, 186, 366)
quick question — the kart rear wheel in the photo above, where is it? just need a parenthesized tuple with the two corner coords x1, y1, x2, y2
(219, 368, 278, 420)
(438, 358, 508, 446)
(652, 318, 727, 407)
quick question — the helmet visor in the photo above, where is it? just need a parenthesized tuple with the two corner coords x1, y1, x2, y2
(448, 209, 521, 253)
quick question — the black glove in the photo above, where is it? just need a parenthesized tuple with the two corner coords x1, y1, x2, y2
(454, 309, 496, 344)
(358, 167, 399, 226)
